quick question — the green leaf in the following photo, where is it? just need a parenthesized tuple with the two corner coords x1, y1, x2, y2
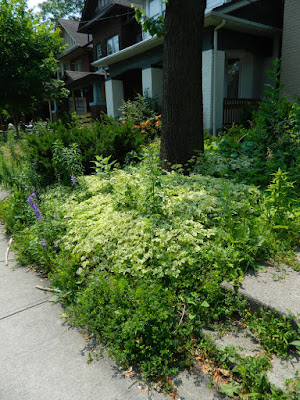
(49, 294, 60, 303)
(272, 225, 289, 230)
(219, 382, 242, 397)
(201, 300, 210, 308)
(290, 341, 300, 347)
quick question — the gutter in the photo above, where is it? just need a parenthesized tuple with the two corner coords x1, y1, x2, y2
(213, 19, 225, 137)
(91, 35, 164, 69)
(205, 11, 281, 37)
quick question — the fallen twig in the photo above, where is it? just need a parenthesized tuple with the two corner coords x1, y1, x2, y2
(5, 237, 14, 266)
(173, 304, 186, 333)
(35, 285, 61, 293)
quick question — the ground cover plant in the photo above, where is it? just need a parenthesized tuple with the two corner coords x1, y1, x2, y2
(0, 85, 299, 397)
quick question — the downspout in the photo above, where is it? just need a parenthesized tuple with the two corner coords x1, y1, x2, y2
(213, 19, 225, 136)
(48, 100, 53, 122)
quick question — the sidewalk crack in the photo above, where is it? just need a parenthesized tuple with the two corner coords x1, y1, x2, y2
(0, 299, 49, 321)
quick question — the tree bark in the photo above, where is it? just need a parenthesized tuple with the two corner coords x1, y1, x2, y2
(161, 0, 206, 168)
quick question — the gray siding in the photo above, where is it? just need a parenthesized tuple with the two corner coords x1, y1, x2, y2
(281, 0, 300, 98)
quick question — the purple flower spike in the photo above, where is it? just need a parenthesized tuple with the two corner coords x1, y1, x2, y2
(54, 212, 59, 219)
(71, 175, 76, 185)
(41, 239, 47, 247)
(28, 196, 44, 221)
(32, 192, 37, 200)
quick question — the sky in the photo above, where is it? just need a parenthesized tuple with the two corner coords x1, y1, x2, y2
(27, 0, 45, 10)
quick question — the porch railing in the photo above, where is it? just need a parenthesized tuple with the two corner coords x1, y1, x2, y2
(223, 98, 259, 126)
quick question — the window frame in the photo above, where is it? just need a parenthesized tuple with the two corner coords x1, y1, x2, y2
(96, 43, 102, 60)
(106, 34, 119, 56)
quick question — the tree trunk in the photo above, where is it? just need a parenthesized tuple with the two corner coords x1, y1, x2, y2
(161, 0, 206, 168)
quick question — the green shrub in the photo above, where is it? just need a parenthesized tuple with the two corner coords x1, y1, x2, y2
(22, 115, 146, 187)
(69, 271, 191, 380)
(119, 94, 160, 125)
(52, 140, 84, 185)
(0, 191, 32, 233)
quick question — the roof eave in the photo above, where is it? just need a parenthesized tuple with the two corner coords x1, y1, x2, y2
(92, 35, 163, 68)
(78, 3, 120, 33)
(205, 11, 282, 37)
(57, 45, 80, 60)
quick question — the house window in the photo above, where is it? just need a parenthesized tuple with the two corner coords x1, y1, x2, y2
(63, 63, 69, 71)
(74, 60, 82, 71)
(226, 59, 240, 98)
(96, 44, 102, 60)
(96, 0, 109, 10)
(106, 35, 119, 55)
(149, 0, 161, 17)
(71, 59, 82, 72)
(143, 0, 165, 39)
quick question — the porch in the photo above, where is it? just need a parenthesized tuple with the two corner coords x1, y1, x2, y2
(223, 98, 259, 127)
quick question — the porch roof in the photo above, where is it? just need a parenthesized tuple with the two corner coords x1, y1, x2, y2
(92, 10, 281, 69)
(206, 11, 282, 37)
(63, 71, 105, 89)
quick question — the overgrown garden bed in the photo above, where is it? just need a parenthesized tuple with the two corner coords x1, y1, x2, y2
(0, 85, 299, 399)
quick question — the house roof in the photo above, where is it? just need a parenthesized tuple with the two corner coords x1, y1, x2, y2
(58, 19, 91, 47)
(63, 70, 105, 89)
(64, 71, 105, 80)
(79, 0, 141, 33)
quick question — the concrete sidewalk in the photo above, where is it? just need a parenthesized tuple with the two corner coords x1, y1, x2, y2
(0, 224, 222, 400)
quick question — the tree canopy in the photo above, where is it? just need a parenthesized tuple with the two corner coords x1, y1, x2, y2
(0, 0, 65, 134)
(38, 0, 85, 23)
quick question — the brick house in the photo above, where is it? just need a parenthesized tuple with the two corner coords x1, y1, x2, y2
(78, 0, 143, 115)
(281, 0, 300, 98)
(56, 19, 106, 119)
(90, 0, 284, 134)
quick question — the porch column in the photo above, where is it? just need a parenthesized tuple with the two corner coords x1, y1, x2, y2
(90, 81, 106, 106)
(105, 79, 124, 117)
(202, 49, 225, 134)
(202, 50, 214, 133)
(214, 50, 225, 133)
(142, 67, 163, 104)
